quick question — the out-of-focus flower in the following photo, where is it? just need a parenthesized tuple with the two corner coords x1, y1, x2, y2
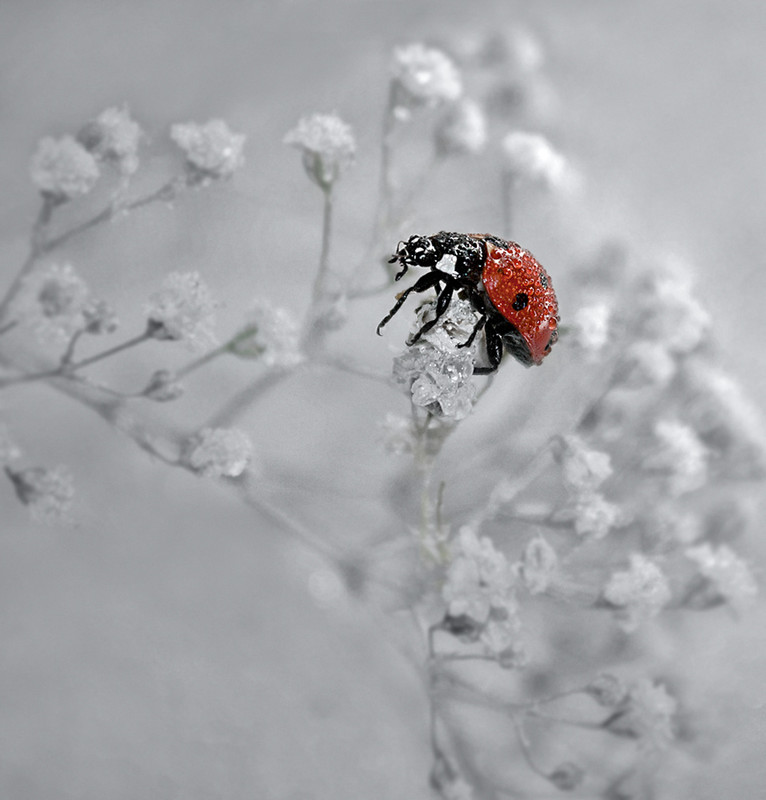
(501, 131, 567, 188)
(78, 105, 143, 176)
(586, 673, 628, 707)
(480, 609, 525, 668)
(603, 678, 677, 751)
(82, 298, 118, 336)
(24, 263, 92, 343)
(557, 435, 612, 494)
(378, 412, 418, 456)
(520, 535, 557, 594)
(30, 135, 100, 201)
(391, 43, 462, 116)
(145, 272, 217, 351)
(142, 369, 184, 402)
(434, 99, 488, 157)
(6, 465, 74, 523)
(644, 419, 708, 496)
(548, 762, 585, 792)
(616, 340, 677, 389)
(571, 301, 611, 355)
(284, 113, 356, 191)
(568, 491, 623, 539)
(685, 543, 758, 613)
(170, 119, 245, 182)
(0, 424, 22, 466)
(229, 300, 303, 368)
(602, 554, 672, 631)
(184, 427, 253, 478)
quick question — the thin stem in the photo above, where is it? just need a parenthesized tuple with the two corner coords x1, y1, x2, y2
(311, 188, 334, 304)
(0, 320, 19, 337)
(67, 330, 151, 371)
(510, 713, 550, 779)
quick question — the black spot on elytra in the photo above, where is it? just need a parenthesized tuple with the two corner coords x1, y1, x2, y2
(512, 292, 529, 311)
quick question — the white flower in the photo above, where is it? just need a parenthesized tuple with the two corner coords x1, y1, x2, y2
(520, 535, 557, 594)
(30, 135, 100, 201)
(391, 43, 462, 113)
(7, 465, 74, 523)
(557, 435, 612, 493)
(604, 679, 677, 751)
(78, 105, 143, 176)
(480, 611, 525, 668)
(501, 131, 567, 187)
(24, 263, 92, 343)
(571, 301, 611, 355)
(442, 527, 515, 625)
(434, 99, 487, 157)
(644, 419, 708, 496)
(0, 424, 22, 466)
(602, 554, 672, 631)
(284, 113, 356, 190)
(617, 341, 677, 388)
(570, 492, 623, 539)
(146, 272, 217, 351)
(686, 543, 758, 613)
(229, 300, 303, 368)
(184, 427, 253, 478)
(170, 119, 245, 181)
(378, 413, 418, 456)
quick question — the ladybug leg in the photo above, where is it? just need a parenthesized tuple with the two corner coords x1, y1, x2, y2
(457, 314, 487, 349)
(473, 318, 503, 374)
(377, 270, 443, 335)
(407, 282, 454, 345)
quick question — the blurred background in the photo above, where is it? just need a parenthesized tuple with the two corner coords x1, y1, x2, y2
(1, 1, 765, 798)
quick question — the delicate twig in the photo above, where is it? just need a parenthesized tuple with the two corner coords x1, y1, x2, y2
(312, 187, 334, 305)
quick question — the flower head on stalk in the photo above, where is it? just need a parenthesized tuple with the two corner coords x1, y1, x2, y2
(684, 543, 758, 613)
(228, 300, 304, 368)
(284, 112, 356, 191)
(602, 553, 672, 631)
(145, 271, 218, 351)
(602, 678, 677, 751)
(78, 105, 143, 176)
(183, 427, 253, 478)
(391, 43, 462, 118)
(501, 131, 567, 188)
(170, 119, 245, 183)
(6, 465, 74, 523)
(30, 135, 100, 202)
(434, 99, 488, 158)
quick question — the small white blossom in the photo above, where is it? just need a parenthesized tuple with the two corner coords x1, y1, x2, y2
(78, 105, 143, 176)
(557, 435, 612, 493)
(501, 131, 567, 187)
(142, 369, 185, 402)
(378, 413, 418, 456)
(391, 43, 462, 114)
(602, 554, 672, 631)
(644, 419, 708, 496)
(442, 527, 515, 625)
(480, 610, 525, 668)
(229, 300, 303, 368)
(586, 673, 628, 707)
(7, 465, 74, 523)
(617, 340, 677, 388)
(184, 427, 253, 478)
(570, 492, 623, 539)
(284, 113, 356, 190)
(0, 424, 22, 466)
(604, 678, 677, 751)
(24, 263, 91, 343)
(571, 301, 611, 355)
(434, 99, 487, 157)
(520, 535, 557, 594)
(170, 119, 245, 181)
(146, 272, 217, 351)
(686, 543, 758, 613)
(30, 135, 100, 201)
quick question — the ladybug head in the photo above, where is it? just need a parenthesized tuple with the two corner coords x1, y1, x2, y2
(391, 235, 441, 269)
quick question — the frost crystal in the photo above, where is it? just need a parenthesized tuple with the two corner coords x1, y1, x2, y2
(24, 263, 92, 342)
(602, 554, 672, 631)
(184, 427, 253, 478)
(30, 135, 100, 201)
(501, 131, 566, 187)
(391, 43, 462, 113)
(604, 679, 677, 751)
(644, 419, 708, 496)
(146, 271, 217, 351)
(284, 113, 356, 190)
(434, 99, 488, 157)
(7, 465, 74, 523)
(686, 543, 758, 613)
(170, 119, 245, 181)
(520, 535, 557, 594)
(78, 105, 143, 176)
(442, 527, 515, 625)
(229, 300, 303, 368)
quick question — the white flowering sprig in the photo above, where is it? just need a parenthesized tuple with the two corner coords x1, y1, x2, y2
(5, 464, 74, 523)
(170, 119, 245, 184)
(78, 105, 143, 177)
(182, 427, 253, 478)
(145, 271, 218, 351)
(600, 553, 672, 631)
(390, 43, 462, 118)
(284, 113, 356, 193)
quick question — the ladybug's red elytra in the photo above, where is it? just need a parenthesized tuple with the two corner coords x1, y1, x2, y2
(377, 231, 559, 373)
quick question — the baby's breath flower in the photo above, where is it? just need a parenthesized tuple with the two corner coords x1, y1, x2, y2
(480, 609, 525, 668)
(82, 298, 118, 336)
(391, 43, 462, 115)
(602, 554, 672, 631)
(170, 119, 245, 182)
(501, 131, 566, 187)
(0, 424, 22, 466)
(616, 340, 677, 388)
(6, 465, 74, 523)
(571, 301, 611, 355)
(644, 419, 708, 496)
(548, 762, 585, 792)
(145, 271, 217, 351)
(284, 113, 356, 190)
(520, 535, 557, 594)
(30, 135, 100, 201)
(603, 678, 677, 750)
(142, 369, 184, 402)
(557, 435, 612, 494)
(586, 673, 628, 707)
(229, 300, 303, 368)
(24, 262, 91, 343)
(685, 543, 758, 613)
(442, 527, 515, 626)
(378, 412, 418, 456)
(184, 427, 253, 478)
(569, 491, 623, 539)
(434, 99, 488, 157)
(78, 105, 143, 176)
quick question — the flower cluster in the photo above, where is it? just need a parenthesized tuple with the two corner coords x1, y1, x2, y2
(145, 271, 218, 351)
(183, 427, 253, 478)
(391, 43, 462, 115)
(30, 135, 100, 202)
(78, 105, 143, 176)
(229, 300, 303, 368)
(170, 119, 245, 182)
(6, 464, 74, 523)
(601, 553, 672, 631)
(284, 113, 356, 191)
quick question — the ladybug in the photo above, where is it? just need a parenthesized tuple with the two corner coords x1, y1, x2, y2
(377, 231, 559, 373)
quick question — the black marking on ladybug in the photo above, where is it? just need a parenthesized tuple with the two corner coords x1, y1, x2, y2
(512, 292, 529, 311)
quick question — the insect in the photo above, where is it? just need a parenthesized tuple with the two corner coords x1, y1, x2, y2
(377, 231, 559, 373)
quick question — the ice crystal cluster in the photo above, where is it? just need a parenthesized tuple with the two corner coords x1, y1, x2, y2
(0, 26, 762, 800)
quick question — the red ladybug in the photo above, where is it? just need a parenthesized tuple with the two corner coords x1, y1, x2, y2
(378, 232, 559, 373)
